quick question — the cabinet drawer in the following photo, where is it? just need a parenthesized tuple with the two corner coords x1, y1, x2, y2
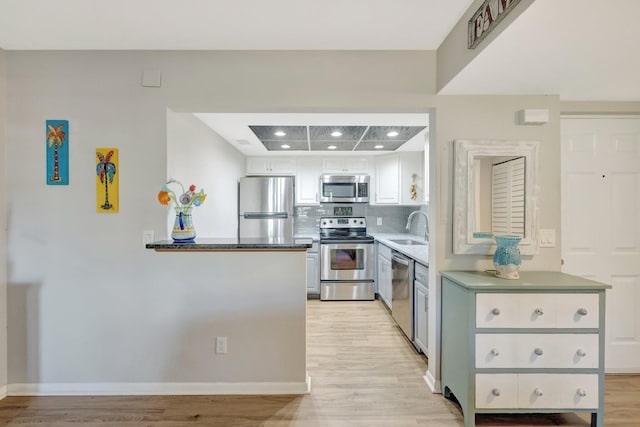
(476, 374, 598, 409)
(476, 334, 599, 369)
(414, 262, 428, 284)
(476, 374, 518, 409)
(518, 374, 598, 409)
(476, 293, 599, 329)
(378, 243, 392, 260)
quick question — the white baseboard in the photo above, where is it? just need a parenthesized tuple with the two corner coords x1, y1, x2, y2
(8, 375, 311, 396)
(0, 385, 7, 400)
(424, 371, 441, 394)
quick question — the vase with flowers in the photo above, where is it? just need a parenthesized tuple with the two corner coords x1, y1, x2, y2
(157, 178, 207, 243)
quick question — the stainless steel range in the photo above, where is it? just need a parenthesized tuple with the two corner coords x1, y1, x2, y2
(319, 217, 375, 301)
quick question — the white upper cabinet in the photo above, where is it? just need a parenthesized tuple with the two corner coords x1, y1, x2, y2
(321, 157, 369, 174)
(373, 152, 425, 205)
(296, 158, 321, 205)
(374, 154, 400, 204)
(246, 157, 295, 175)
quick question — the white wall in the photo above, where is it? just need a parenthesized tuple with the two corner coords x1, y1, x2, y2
(5, 50, 566, 393)
(166, 109, 244, 238)
(0, 48, 7, 396)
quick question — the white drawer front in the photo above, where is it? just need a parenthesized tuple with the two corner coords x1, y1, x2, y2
(476, 293, 600, 329)
(475, 374, 518, 408)
(476, 294, 521, 328)
(518, 374, 598, 409)
(554, 294, 599, 328)
(476, 334, 599, 369)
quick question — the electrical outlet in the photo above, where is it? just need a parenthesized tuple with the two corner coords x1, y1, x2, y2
(377, 217, 382, 226)
(216, 336, 227, 354)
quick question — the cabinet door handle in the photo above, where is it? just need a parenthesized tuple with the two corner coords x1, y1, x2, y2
(534, 388, 544, 397)
(425, 295, 428, 312)
(534, 308, 544, 316)
(577, 388, 587, 397)
(490, 348, 500, 356)
(576, 349, 586, 357)
(491, 308, 501, 316)
(491, 388, 501, 397)
(534, 348, 544, 356)
(577, 308, 588, 316)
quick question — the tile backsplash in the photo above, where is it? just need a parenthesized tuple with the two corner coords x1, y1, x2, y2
(294, 203, 428, 236)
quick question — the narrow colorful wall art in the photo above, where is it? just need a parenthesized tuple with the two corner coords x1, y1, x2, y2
(46, 120, 69, 185)
(96, 148, 119, 213)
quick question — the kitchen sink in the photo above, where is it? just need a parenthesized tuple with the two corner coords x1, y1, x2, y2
(389, 239, 427, 246)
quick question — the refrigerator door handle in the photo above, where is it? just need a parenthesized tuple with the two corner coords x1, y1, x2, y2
(243, 212, 289, 219)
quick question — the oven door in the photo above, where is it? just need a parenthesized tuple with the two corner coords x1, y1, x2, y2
(320, 241, 374, 282)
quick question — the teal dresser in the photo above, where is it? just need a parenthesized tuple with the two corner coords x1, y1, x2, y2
(440, 271, 611, 427)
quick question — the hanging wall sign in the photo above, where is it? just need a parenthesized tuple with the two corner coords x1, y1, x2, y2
(96, 148, 119, 213)
(46, 120, 69, 185)
(468, 0, 521, 49)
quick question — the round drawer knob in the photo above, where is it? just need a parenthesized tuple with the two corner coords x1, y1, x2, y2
(576, 349, 587, 357)
(577, 308, 588, 316)
(491, 308, 501, 315)
(534, 388, 544, 397)
(491, 388, 501, 397)
(491, 348, 500, 356)
(577, 388, 587, 397)
(534, 348, 544, 356)
(534, 308, 544, 316)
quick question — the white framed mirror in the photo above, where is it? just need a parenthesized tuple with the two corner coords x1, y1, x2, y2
(453, 139, 540, 255)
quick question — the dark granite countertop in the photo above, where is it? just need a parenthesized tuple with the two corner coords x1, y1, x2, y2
(146, 237, 313, 252)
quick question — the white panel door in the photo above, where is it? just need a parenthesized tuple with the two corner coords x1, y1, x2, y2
(561, 117, 640, 372)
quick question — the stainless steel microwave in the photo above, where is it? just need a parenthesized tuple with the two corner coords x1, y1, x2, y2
(320, 175, 370, 203)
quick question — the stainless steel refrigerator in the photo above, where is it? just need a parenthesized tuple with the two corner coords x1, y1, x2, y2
(238, 176, 294, 241)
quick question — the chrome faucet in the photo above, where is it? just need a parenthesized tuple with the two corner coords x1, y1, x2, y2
(406, 210, 429, 242)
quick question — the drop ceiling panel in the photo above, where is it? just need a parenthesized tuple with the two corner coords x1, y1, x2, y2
(355, 141, 405, 151)
(261, 140, 309, 151)
(249, 125, 307, 142)
(362, 126, 425, 142)
(309, 126, 367, 142)
(310, 140, 357, 151)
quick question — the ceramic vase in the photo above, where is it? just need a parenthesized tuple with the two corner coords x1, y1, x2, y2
(493, 235, 521, 279)
(171, 206, 196, 243)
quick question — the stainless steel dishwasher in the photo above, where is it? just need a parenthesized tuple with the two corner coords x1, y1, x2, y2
(391, 251, 413, 340)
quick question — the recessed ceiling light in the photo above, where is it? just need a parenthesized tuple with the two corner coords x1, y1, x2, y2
(280, 144, 290, 149)
(387, 131, 399, 137)
(327, 145, 337, 150)
(274, 131, 286, 137)
(374, 145, 384, 149)
(331, 131, 342, 137)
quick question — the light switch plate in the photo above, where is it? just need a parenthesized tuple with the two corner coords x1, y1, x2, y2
(377, 217, 383, 226)
(539, 229, 556, 248)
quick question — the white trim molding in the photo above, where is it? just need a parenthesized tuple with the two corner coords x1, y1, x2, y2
(0, 385, 7, 400)
(8, 375, 311, 396)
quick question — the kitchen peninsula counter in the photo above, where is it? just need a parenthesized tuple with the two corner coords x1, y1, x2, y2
(146, 237, 312, 252)
(143, 236, 310, 395)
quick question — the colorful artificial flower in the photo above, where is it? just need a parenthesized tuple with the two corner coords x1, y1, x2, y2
(157, 178, 206, 209)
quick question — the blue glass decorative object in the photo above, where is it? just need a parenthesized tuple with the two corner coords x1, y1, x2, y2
(493, 235, 521, 279)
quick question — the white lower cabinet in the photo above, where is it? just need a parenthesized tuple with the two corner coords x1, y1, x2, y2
(306, 241, 320, 295)
(377, 243, 392, 309)
(413, 262, 428, 355)
(441, 271, 610, 427)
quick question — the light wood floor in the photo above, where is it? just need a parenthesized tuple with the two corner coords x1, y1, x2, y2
(1, 299, 639, 426)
